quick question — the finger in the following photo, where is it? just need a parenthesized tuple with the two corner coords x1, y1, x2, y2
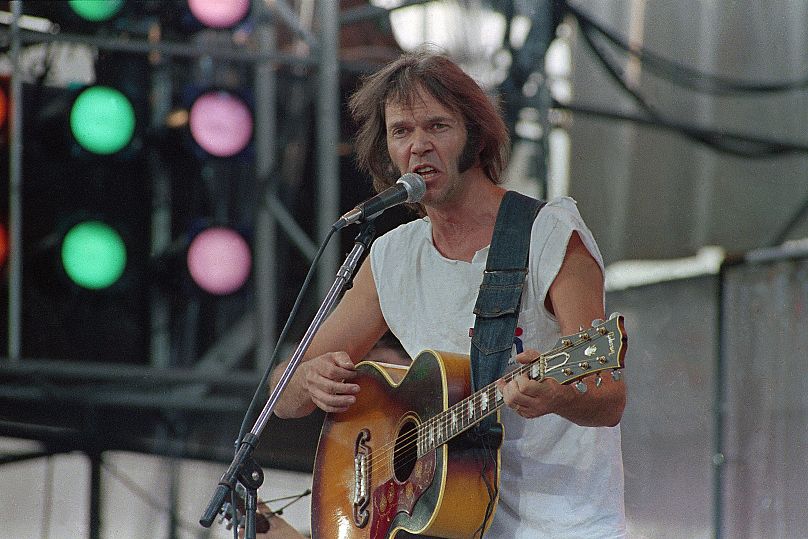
(312, 390, 356, 413)
(325, 378, 361, 397)
(321, 353, 358, 381)
(513, 348, 540, 365)
(306, 357, 357, 389)
(513, 376, 543, 399)
(495, 380, 515, 406)
(498, 379, 528, 412)
(330, 352, 358, 373)
(510, 374, 538, 397)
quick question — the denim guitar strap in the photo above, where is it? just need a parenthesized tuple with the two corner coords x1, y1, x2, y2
(470, 190, 544, 438)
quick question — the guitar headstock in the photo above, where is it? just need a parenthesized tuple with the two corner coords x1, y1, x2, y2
(540, 313, 627, 390)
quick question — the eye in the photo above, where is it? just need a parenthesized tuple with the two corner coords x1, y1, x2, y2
(390, 126, 408, 138)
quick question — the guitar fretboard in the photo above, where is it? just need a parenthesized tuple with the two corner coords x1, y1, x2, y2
(416, 356, 547, 456)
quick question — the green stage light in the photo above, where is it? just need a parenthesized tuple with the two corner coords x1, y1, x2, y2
(68, 0, 125, 22)
(61, 221, 127, 290)
(69, 86, 136, 155)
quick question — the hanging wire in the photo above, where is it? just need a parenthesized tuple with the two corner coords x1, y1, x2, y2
(560, 0, 808, 158)
(564, 1, 808, 96)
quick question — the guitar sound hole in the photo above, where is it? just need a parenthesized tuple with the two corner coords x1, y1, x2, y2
(393, 419, 417, 483)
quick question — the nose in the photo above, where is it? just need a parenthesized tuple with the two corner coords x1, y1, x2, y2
(410, 129, 433, 156)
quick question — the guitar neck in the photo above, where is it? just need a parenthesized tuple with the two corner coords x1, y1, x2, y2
(416, 314, 626, 456)
(416, 357, 534, 455)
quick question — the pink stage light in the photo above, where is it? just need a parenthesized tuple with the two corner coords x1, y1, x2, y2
(189, 90, 253, 157)
(187, 0, 250, 29)
(0, 222, 7, 267)
(186, 227, 252, 295)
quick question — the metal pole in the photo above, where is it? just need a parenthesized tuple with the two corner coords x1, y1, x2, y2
(253, 0, 279, 370)
(6, 0, 24, 362)
(89, 451, 102, 539)
(148, 60, 174, 369)
(316, 0, 340, 297)
(713, 262, 728, 538)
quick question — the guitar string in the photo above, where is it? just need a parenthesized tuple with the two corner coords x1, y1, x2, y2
(370, 344, 579, 477)
(367, 369, 520, 479)
(365, 329, 622, 479)
(365, 352, 549, 477)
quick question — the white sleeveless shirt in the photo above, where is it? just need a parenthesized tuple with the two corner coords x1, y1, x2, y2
(369, 196, 626, 538)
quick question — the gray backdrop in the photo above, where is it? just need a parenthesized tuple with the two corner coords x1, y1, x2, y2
(610, 250, 808, 538)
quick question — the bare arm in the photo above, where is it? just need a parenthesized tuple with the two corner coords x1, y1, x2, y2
(270, 259, 388, 418)
(497, 232, 626, 427)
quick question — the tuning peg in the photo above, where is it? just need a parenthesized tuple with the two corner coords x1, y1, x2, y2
(609, 312, 621, 320)
(611, 370, 622, 381)
(591, 318, 604, 327)
(575, 381, 587, 393)
(595, 374, 603, 388)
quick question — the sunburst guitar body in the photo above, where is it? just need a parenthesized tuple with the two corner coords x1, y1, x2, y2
(312, 349, 498, 539)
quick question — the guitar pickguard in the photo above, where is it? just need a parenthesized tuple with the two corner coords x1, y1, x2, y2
(368, 451, 436, 539)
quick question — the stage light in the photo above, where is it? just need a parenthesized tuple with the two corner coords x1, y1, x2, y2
(186, 227, 251, 295)
(61, 220, 127, 290)
(0, 84, 7, 128)
(67, 0, 125, 22)
(0, 222, 7, 268)
(188, 90, 253, 157)
(69, 85, 136, 155)
(187, 0, 251, 29)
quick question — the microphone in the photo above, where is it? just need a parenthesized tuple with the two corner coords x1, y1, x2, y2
(333, 173, 426, 230)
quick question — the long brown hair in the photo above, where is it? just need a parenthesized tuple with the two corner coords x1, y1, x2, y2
(349, 49, 510, 196)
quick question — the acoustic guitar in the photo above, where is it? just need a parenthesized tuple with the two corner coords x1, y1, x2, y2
(311, 314, 627, 539)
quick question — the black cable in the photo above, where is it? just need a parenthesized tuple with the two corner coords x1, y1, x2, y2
(563, 0, 808, 96)
(260, 488, 311, 516)
(575, 13, 796, 158)
(555, 101, 808, 158)
(235, 225, 337, 447)
(473, 440, 500, 539)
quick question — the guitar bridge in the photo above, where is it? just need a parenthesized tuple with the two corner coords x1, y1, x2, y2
(353, 428, 371, 528)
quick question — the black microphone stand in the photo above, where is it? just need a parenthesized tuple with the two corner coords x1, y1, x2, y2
(199, 219, 378, 537)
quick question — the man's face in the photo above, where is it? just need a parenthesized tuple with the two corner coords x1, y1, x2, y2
(384, 88, 468, 208)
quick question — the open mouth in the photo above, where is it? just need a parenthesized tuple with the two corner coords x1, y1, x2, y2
(413, 165, 439, 179)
